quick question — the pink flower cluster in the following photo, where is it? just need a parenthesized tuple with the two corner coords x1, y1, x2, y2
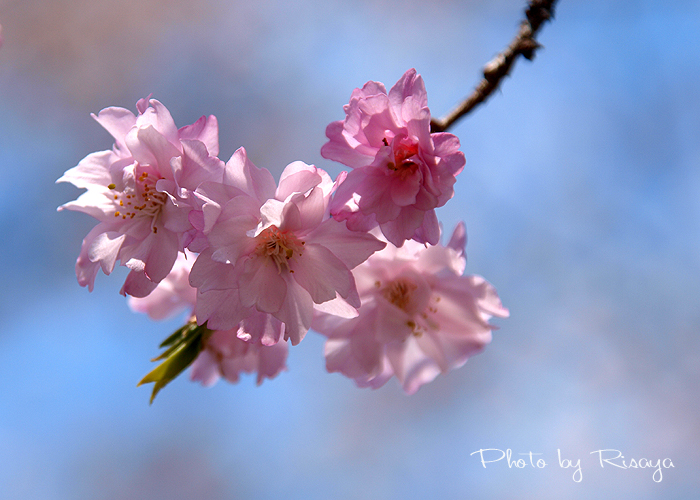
(129, 252, 288, 386)
(57, 97, 223, 297)
(323, 69, 465, 247)
(313, 223, 508, 394)
(59, 69, 507, 394)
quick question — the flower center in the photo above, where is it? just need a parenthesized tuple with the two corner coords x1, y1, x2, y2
(255, 225, 305, 274)
(383, 137, 420, 179)
(109, 171, 168, 232)
(377, 278, 442, 337)
(382, 278, 418, 312)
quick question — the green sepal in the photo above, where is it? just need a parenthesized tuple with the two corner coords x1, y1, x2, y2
(159, 323, 193, 349)
(138, 321, 211, 404)
(152, 322, 198, 362)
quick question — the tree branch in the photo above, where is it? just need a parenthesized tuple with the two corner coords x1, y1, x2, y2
(430, 0, 559, 133)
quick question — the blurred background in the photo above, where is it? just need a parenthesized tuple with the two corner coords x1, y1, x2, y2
(1, 0, 699, 498)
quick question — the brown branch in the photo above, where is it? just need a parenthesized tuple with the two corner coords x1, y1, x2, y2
(430, 0, 559, 133)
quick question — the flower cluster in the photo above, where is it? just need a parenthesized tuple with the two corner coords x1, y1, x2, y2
(58, 69, 507, 399)
(129, 252, 289, 389)
(313, 223, 508, 394)
(323, 69, 465, 247)
(57, 97, 224, 297)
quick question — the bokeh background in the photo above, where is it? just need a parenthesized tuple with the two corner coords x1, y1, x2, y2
(1, 0, 699, 498)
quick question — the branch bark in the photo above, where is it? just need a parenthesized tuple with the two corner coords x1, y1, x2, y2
(430, 0, 559, 133)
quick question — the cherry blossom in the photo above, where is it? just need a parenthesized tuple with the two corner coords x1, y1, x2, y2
(190, 151, 386, 346)
(322, 69, 465, 247)
(57, 97, 224, 297)
(190, 328, 288, 387)
(312, 223, 508, 394)
(127, 250, 198, 320)
(56, 69, 514, 400)
(128, 251, 288, 387)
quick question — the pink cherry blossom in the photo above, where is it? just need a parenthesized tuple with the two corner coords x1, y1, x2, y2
(57, 97, 224, 297)
(127, 251, 198, 320)
(190, 151, 386, 346)
(312, 223, 509, 394)
(322, 69, 465, 247)
(190, 329, 288, 387)
(128, 251, 288, 387)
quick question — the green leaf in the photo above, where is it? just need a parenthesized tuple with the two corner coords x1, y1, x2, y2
(138, 322, 211, 404)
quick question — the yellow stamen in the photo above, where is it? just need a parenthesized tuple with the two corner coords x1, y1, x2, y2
(255, 225, 305, 274)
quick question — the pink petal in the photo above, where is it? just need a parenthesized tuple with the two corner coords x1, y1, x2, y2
(415, 332, 449, 373)
(274, 277, 313, 346)
(223, 147, 277, 203)
(463, 275, 510, 319)
(239, 311, 285, 346)
(238, 256, 287, 313)
(372, 300, 414, 344)
(354, 361, 394, 390)
(325, 328, 384, 380)
(329, 166, 366, 216)
(195, 288, 251, 331)
(189, 250, 237, 292)
(171, 140, 224, 190)
(75, 225, 110, 291)
(57, 150, 118, 190)
(378, 206, 425, 246)
(88, 230, 126, 275)
(276, 161, 321, 201)
(290, 243, 354, 305)
(280, 187, 325, 234)
(355, 170, 402, 224)
(411, 208, 440, 245)
(143, 229, 179, 284)
(127, 261, 195, 319)
(430, 277, 495, 333)
(447, 221, 467, 254)
(178, 114, 220, 157)
(435, 326, 490, 370)
(354, 80, 388, 99)
(160, 194, 192, 233)
(126, 126, 180, 176)
(255, 340, 288, 384)
(402, 97, 431, 146)
(305, 218, 386, 269)
(413, 183, 439, 211)
(120, 269, 159, 298)
(192, 181, 247, 234)
(385, 338, 441, 395)
(415, 246, 458, 276)
(136, 99, 180, 149)
(388, 69, 427, 119)
(59, 188, 119, 222)
(321, 121, 375, 169)
(190, 349, 222, 387)
(312, 293, 359, 319)
(357, 94, 398, 146)
(91, 107, 137, 152)
(259, 198, 286, 228)
(432, 133, 466, 176)
(197, 331, 288, 386)
(207, 195, 261, 264)
(389, 172, 421, 207)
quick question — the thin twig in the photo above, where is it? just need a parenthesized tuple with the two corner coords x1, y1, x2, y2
(430, 0, 558, 133)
